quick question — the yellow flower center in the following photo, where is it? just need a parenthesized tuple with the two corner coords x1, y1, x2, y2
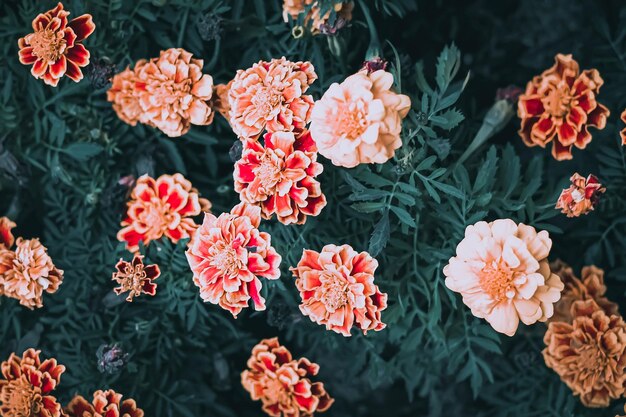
(252, 87, 282, 116)
(140, 199, 176, 236)
(254, 156, 282, 190)
(337, 100, 369, 139)
(543, 82, 573, 118)
(0, 377, 42, 417)
(320, 272, 349, 312)
(29, 29, 66, 62)
(122, 263, 147, 294)
(478, 259, 516, 302)
(209, 241, 243, 277)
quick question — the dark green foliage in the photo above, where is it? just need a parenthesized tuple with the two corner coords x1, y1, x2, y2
(1, 1, 626, 416)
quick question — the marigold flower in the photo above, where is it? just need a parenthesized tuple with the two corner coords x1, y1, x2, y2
(212, 81, 233, 120)
(112, 254, 161, 302)
(18, 2, 95, 86)
(443, 219, 564, 336)
(117, 173, 211, 252)
(555, 173, 605, 217)
(310, 69, 411, 168)
(107, 48, 214, 137)
(291, 244, 388, 336)
(518, 53, 610, 160)
(543, 299, 626, 407)
(241, 337, 333, 417)
(185, 203, 282, 317)
(282, 0, 354, 35)
(621, 110, 626, 146)
(0, 348, 65, 417)
(228, 57, 317, 139)
(0, 217, 16, 249)
(65, 389, 144, 417)
(0, 238, 64, 309)
(234, 131, 326, 225)
(550, 260, 618, 323)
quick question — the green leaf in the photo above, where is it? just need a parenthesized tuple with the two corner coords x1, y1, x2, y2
(369, 210, 390, 256)
(62, 143, 104, 161)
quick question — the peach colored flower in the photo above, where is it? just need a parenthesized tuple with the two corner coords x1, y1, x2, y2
(0, 217, 16, 249)
(65, 389, 144, 417)
(228, 57, 317, 139)
(107, 48, 214, 137)
(117, 173, 211, 252)
(0, 238, 64, 309)
(0, 349, 65, 417)
(518, 53, 610, 160)
(620, 110, 626, 146)
(185, 203, 282, 317)
(234, 131, 326, 225)
(555, 173, 605, 217)
(310, 69, 411, 168)
(550, 260, 618, 323)
(290, 244, 388, 336)
(112, 254, 161, 302)
(241, 337, 333, 417)
(212, 81, 233, 120)
(543, 299, 626, 407)
(18, 2, 95, 86)
(282, 0, 354, 34)
(443, 219, 564, 336)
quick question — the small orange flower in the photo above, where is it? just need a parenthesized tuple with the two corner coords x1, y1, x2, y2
(555, 173, 605, 217)
(241, 337, 333, 417)
(18, 2, 95, 86)
(620, 109, 626, 145)
(212, 81, 233, 120)
(65, 389, 144, 417)
(282, 0, 354, 34)
(117, 173, 211, 252)
(0, 217, 16, 249)
(0, 349, 65, 417)
(112, 254, 161, 302)
(518, 54, 610, 160)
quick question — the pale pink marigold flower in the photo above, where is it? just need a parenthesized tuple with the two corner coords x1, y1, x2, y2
(117, 173, 211, 252)
(228, 57, 317, 140)
(555, 173, 605, 217)
(290, 244, 388, 337)
(310, 69, 411, 168)
(0, 238, 64, 309)
(0, 217, 16, 249)
(185, 203, 282, 317)
(241, 337, 333, 417)
(443, 219, 564, 336)
(234, 130, 326, 225)
(107, 48, 214, 137)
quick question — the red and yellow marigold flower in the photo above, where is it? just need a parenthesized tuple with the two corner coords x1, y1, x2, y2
(112, 254, 161, 302)
(0, 217, 16, 249)
(65, 389, 144, 417)
(555, 173, 605, 217)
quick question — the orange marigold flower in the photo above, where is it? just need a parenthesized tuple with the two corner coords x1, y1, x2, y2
(107, 48, 214, 137)
(117, 173, 211, 252)
(550, 260, 618, 323)
(291, 244, 388, 336)
(65, 389, 144, 417)
(186, 203, 282, 317)
(228, 57, 317, 140)
(310, 69, 411, 168)
(0, 348, 65, 417)
(621, 110, 626, 145)
(0, 238, 64, 309)
(518, 53, 610, 160)
(443, 219, 564, 336)
(234, 131, 326, 225)
(555, 173, 605, 217)
(112, 254, 161, 302)
(543, 299, 626, 408)
(212, 81, 233, 120)
(241, 337, 333, 417)
(282, 0, 354, 35)
(0, 217, 16, 249)
(18, 2, 95, 86)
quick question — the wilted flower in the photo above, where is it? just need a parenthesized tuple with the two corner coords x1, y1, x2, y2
(555, 173, 605, 217)
(283, 0, 354, 35)
(96, 344, 129, 375)
(65, 389, 144, 417)
(310, 69, 411, 168)
(291, 244, 388, 336)
(18, 2, 95, 86)
(443, 219, 564, 336)
(241, 337, 333, 417)
(196, 11, 223, 41)
(88, 57, 116, 89)
(112, 254, 161, 302)
(518, 54, 610, 160)
(361, 57, 388, 74)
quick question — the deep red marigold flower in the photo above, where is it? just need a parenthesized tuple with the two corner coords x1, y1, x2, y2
(112, 254, 161, 302)
(0, 217, 16, 249)
(117, 173, 211, 252)
(555, 173, 605, 217)
(0, 349, 65, 417)
(234, 131, 326, 225)
(291, 244, 388, 336)
(18, 2, 95, 86)
(241, 337, 333, 417)
(228, 57, 317, 140)
(65, 389, 144, 417)
(518, 53, 610, 160)
(186, 203, 282, 317)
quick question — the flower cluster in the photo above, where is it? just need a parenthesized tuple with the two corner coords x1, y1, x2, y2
(443, 219, 564, 336)
(186, 203, 282, 317)
(117, 173, 211, 252)
(112, 254, 161, 301)
(291, 244, 388, 336)
(107, 48, 214, 137)
(0, 217, 64, 309)
(18, 2, 95, 86)
(65, 389, 144, 417)
(555, 173, 605, 217)
(282, 0, 354, 35)
(241, 338, 333, 417)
